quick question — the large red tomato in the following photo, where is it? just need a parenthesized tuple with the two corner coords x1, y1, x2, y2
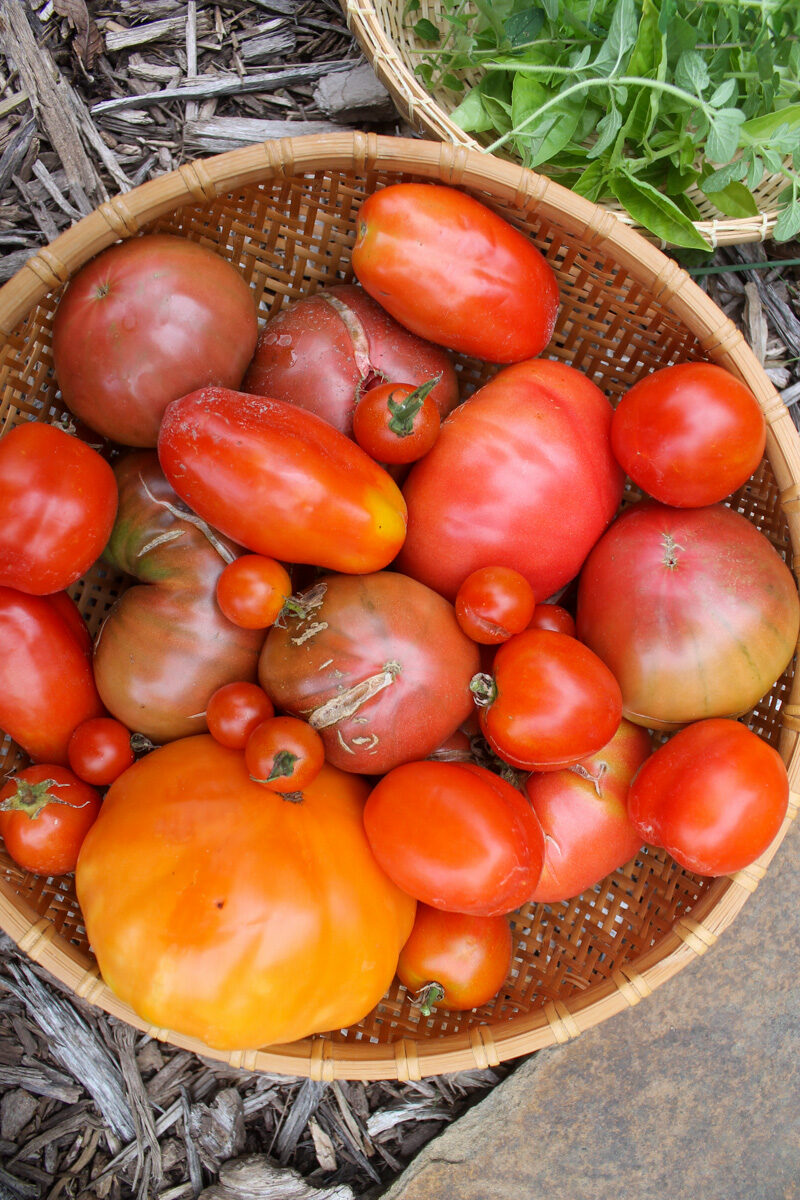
(259, 572, 480, 774)
(527, 719, 651, 903)
(0, 588, 104, 764)
(352, 183, 559, 362)
(158, 388, 407, 574)
(397, 360, 624, 601)
(611, 362, 766, 507)
(243, 284, 458, 438)
(0, 422, 117, 595)
(363, 760, 545, 915)
(627, 718, 788, 876)
(576, 500, 800, 729)
(52, 234, 258, 447)
(76, 738, 416, 1050)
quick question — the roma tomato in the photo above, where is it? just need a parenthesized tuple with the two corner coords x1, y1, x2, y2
(0, 766, 102, 875)
(528, 603, 576, 636)
(76, 738, 416, 1050)
(353, 379, 441, 464)
(398, 360, 624, 601)
(68, 718, 135, 787)
(363, 760, 545, 915)
(527, 719, 651, 903)
(576, 500, 800, 729)
(611, 362, 766, 507)
(397, 906, 512, 1013)
(215, 555, 292, 630)
(259, 572, 480, 774)
(243, 283, 458, 438)
(352, 183, 559, 362)
(0, 588, 104, 764)
(94, 452, 263, 743)
(475, 629, 623, 772)
(52, 234, 258, 447)
(0, 422, 117, 595)
(206, 682, 275, 750)
(627, 719, 788, 876)
(245, 716, 325, 793)
(455, 566, 536, 644)
(158, 388, 407, 574)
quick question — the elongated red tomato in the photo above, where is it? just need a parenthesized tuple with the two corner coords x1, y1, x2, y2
(352, 183, 560, 362)
(0, 422, 118, 595)
(0, 588, 104, 765)
(158, 388, 407, 573)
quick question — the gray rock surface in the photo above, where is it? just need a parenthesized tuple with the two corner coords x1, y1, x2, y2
(383, 832, 800, 1200)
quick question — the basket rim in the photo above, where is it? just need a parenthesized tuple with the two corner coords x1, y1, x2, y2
(1, 131, 799, 1081)
(341, 0, 786, 249)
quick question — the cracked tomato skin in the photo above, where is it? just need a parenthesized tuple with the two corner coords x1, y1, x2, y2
(158, 388, 407, 574)
(627, 718, 788, 876)
(352, 183, 559, 362)
(52, 234, 258, 447)
(258, 572, 480, 774)
(75, 737, 416, 1051)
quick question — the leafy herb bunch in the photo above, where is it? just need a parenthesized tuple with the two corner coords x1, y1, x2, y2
(408, 0, 800, 247)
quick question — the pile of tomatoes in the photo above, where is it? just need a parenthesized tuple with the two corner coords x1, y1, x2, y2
(0, 181, 795, 1053)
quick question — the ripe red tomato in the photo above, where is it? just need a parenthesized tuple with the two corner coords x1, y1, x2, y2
(527, 719, 651, 903)
(627, 719, 788, 876)
(52, 234, 258, 447)
(259, 571, 480, 774)
(216, 555, 292, 630)
(245, 716, 325, 793)
(353, 379, 441, 464)
(397, 906, 512, 1013)
(206, 682, 275, 750)
(576, 500, 800, 729)
(158, 388, 407, 574)
(398, 359, 624, 601)
(363, 760, 545, 915)
(243, 283, 459, 438)
(528, 603, 576, 636)
(475, 629, 623, 771)
(0, 766, 102, 875)
(0, 422, 118, 595)
(0, 588, 104, 764)
(68, 718, 135, 787)
(455, 566, 536, 644)
(352, 183, 559, 362)
(611, 362, 766, 507)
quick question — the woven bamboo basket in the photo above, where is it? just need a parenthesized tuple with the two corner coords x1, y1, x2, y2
(0, 133, 799, 1082)
(342, 0, 789, 248)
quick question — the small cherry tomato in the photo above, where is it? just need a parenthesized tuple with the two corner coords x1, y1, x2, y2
(216, 555, 292, 630)
(398, 905, 512, 1013)
(0, 766, 102, 875)
(245, 716, 325, 793)
(67, 718, 135, 787)
(353, 378, 441, 464)
(206, 682, 275, 750)
(528, 602, 576, 637)
(611, 362, 766, 507)
(627, 718, 788, 876)
(474, 629, 622, 771)
(455, 566, 536, 644)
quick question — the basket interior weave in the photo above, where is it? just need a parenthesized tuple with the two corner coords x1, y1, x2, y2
(0, 146, 796, 1075)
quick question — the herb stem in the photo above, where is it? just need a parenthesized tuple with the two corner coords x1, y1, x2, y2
(687, 257, 800, 276)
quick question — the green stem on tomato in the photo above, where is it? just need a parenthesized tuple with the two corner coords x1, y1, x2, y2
(387, 375, 442, 438)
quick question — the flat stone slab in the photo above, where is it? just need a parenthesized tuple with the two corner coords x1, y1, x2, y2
(383, 832, 800, 1200)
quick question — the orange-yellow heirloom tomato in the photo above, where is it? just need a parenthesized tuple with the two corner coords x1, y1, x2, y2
(75, 736, 416, 1051)
(158, 387, 407, 573)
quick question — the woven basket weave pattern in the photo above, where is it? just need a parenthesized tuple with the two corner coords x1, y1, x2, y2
(0, 134, 798, 1081)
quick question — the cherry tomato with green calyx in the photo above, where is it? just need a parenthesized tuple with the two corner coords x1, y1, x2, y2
(353, 377, 442, 464)
(0, 766, 102, 876)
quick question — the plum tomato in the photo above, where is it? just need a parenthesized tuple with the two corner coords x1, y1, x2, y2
(216, 555, 292, 630)
(244, 716, 325, 793)
(0, 765, 102, 875)
(397, 905, 513, 1013)
(611, 362, 766, 507)
(627, 718, 788, 876)
(68, 718, 135, 787)
(455, 566, 536, 644)
(353, 378, 441, 464)
(206, 682, 275, 750)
